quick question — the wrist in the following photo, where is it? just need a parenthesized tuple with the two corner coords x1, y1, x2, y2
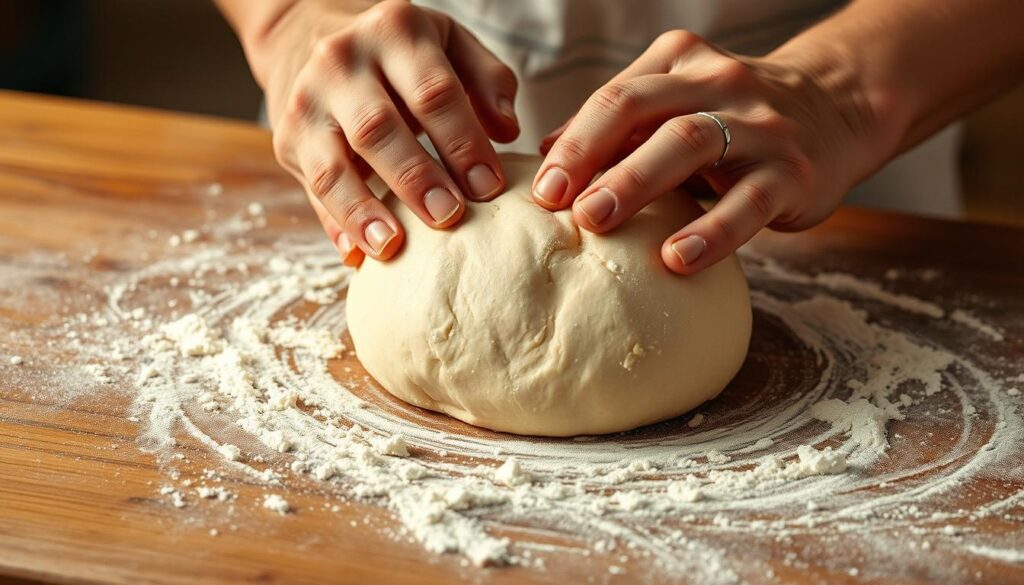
(238, 0, 377, 88)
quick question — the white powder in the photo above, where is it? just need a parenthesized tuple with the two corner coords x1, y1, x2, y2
(374, 434, 411, 457)
(949, 309, 1004, 342)
(263, 494, 291, 514)
(494, 457, 531, 487)
(196, 486, 233, 501)
(217, 444, 242, 461)
(159, 314, 224, 357)
(965, 544, 1024, 563)
(14, 208, 1021, 581)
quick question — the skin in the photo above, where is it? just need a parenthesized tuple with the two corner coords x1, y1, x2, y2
(217, 0, 520, 267)
(217, 0, 1024, 274)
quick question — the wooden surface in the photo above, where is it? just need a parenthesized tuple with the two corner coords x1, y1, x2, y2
(1, 91, 1023, 585)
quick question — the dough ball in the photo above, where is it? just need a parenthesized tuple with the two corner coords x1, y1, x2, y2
(346, 154, 752, 436)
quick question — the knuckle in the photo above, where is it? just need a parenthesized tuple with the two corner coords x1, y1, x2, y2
(739, 183, 776, 221)
(442, 133, 475, 160)
(705, 213, 738, 245)
(616, 163, 648, 192)
(348, 104, 397, 152)
(311, 33, 358, 71)
(284, 87, 315, 121)
(363, 0, 418, 34)
(778, 150, 814, 187)
(336, 196, 378, 228)
(590, 82, 637, 116)
(656, 29, 701, 54)
(664, 116, 711, 153)
(748, 105, 788, 133)
(553, 134, 588, 162)
(394, 157, 436, 191)
(306, 159, 346, 200)
(410, 69, 462, 116)
(271, 132, 289, 162)
(272, 132, 297, 172)
(712, 60, 750, 87)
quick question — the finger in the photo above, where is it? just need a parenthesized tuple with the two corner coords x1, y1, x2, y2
(661, 170, 784, 275)
(296, 127, 404, 261)
(328, 76, 466, 229)
(571, 113, 729, 232)
(305, 191, 365, 267)
(534, 74, 712, 210)
(537, 29, 705, 152)
(382, 43, 506, 201)
(447, 24, 520, 144)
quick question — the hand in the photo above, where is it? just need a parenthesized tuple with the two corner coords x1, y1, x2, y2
(250, 0, 519, 266)
(534, 30, 887, 275)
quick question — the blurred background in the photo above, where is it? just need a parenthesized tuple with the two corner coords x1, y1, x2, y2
(1, 0, 1021, 225)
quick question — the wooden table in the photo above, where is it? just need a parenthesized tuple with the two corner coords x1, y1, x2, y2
(1, 91, 1022, 585)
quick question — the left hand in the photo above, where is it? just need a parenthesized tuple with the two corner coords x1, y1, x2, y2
(533, 30, 887, 275)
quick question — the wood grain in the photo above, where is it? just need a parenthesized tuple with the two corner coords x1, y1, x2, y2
(0, 90, 1022, 585)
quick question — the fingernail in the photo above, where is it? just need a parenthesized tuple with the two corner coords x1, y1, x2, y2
(423, 187, 461, 224)
(577, 188, 617, 226)
(467, 164, 501, 200)
(535, 167, 569, 206)
(337, 233, 360, 266)
(364, 220, 397, 255)
(498, 97, 516, 122)
(337, 232, 353, 254)
(672, 235, 707, 266)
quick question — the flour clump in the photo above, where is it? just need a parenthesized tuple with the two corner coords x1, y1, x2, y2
(346, 154, 752, 436)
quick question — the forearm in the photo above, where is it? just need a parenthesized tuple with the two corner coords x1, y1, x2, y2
(773, 0, 1024, 174)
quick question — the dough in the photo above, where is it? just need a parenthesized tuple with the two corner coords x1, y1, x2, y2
(346, 154, 752, 436)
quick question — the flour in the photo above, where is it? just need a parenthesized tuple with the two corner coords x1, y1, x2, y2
(950, 309, 1005, 341)
(493, 457, 531, 486)
(263, 494, 291, 514)
(965, 544, 1024, 563)
(12, 202, 1022, 583)
(159, 314, 224, 357)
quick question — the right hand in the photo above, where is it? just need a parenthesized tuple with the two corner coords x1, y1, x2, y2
(249, 0, 519, 266)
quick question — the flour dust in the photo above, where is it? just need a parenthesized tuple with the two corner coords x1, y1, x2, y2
(3, 198, 1023, 584)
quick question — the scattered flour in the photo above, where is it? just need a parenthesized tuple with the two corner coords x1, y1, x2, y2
(263, 494, 291, 515)
(494, 457, 532, 487)
(965, 544, 1024, 564)
(12, 205, 1020, 582)
(950, 309, 1005, 342)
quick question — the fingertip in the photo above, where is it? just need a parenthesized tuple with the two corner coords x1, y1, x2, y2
(336, 233, 366, 267)
(360, 218, 404, 260)
(433, 202, 466, 229)
(421, 186, 467, 229)
(532, 165, 571, 210)
(373, 229, 405, 260)
(571, 206, 609, 233)
(465, 163, 505, 201)
(662, 234, 709, 276)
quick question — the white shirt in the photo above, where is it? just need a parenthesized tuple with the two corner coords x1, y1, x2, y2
(416, 0, 962, 218)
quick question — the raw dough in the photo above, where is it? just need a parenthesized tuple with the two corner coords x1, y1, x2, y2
(346, 154, 752, 436)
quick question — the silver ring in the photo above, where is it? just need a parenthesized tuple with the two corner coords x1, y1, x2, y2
(695, 112, 730, 167)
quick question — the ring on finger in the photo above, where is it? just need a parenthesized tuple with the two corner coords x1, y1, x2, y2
(695, 111, 730, 167)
